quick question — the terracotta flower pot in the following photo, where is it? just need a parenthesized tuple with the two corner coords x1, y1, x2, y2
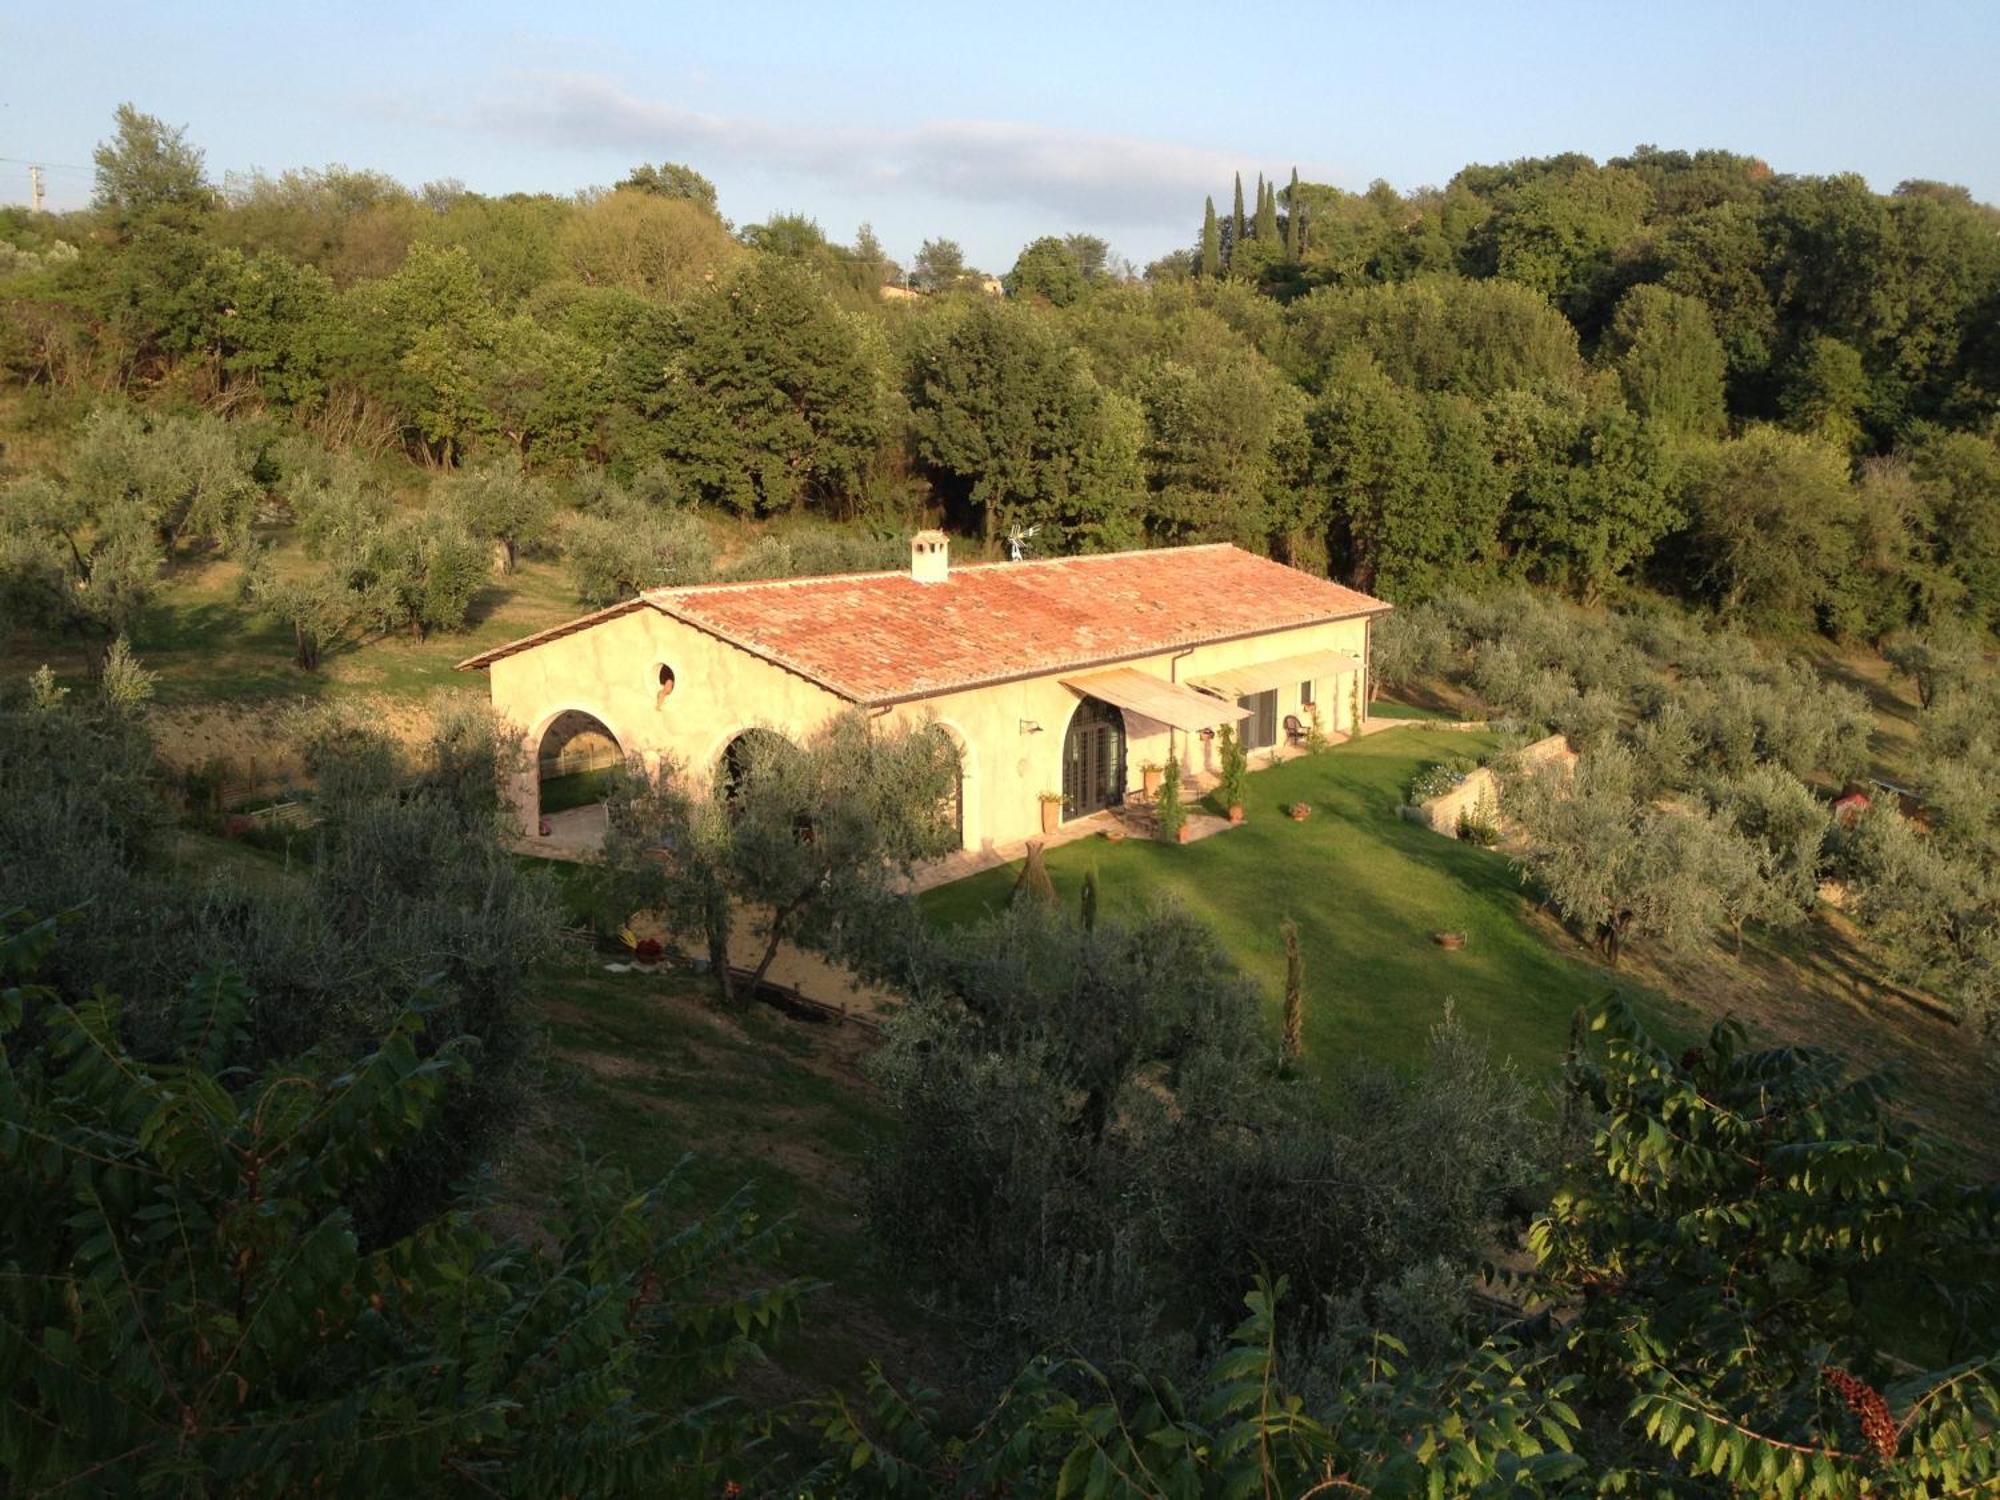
(1175, 823, 1192, 844)
(1288, 803, 1312, 822)
(1040, 800, 1062, 834)
(1142, 766, 1164, 798)
(1228, 803, 1245, 824)
(1433, 931, 1467, 950)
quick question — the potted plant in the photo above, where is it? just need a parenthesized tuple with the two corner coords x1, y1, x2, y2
(1157, 758, 1188, 843)
(1287, 801, 1312, 822)
(1140, 761, 1165, 798)
(1038, 790, 1064, 834)
(1216, 724, 1248, 823)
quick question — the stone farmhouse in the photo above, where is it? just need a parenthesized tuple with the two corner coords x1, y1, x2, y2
(458, 534, 1391, 852)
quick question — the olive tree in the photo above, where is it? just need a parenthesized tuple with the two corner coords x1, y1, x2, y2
(239, 549, 355, 670)
(1369, 600, 1457, 698)
(70, 403, 261, 553)
(561, 497, 714, 604)
(719, 713, 960, 993)
(592, 713, 960, 1004)
(1838, 804, 2000, 1033)
(351, 511, 490, 639)
(1702, 762, 1829, 945)
(443, 454, 556, 573)
(862, 896, 1540, 1375)
(593, 754, 737, 1002)
(1884, 624, 1984, 710)
(1509, 746, 1730, 966)
(0, 475, 160, 645)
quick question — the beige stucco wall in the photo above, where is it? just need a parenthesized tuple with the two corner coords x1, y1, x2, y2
(487, 607, 854, 836)
(483, 604, 1374, 853)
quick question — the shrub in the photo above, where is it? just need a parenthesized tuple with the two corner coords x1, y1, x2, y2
(718, 523, 907, 582)
(1409, 757, 1475, 804)
(1215, 723, 1248, 809)
(2, 688, 560, 1232)
(562, 497, 714, 603)
(1371, 602, 1456, 693)
(0, 912, 804, 1497)
(862, 902, 1539, 1374)
(1155, 756, 1186, 840)
(1456, 809, 1500, 846)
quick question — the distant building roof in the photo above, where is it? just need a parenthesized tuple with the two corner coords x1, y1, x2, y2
(458, 543, 1389, 705)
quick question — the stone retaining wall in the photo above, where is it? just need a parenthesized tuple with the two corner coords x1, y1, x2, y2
(1414, 733, 1575, 838)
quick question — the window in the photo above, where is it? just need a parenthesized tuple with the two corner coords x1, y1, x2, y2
(654, 663, 676, 708)
(1238, 690, 1279, 751)
(1300, 679, 1315, 707)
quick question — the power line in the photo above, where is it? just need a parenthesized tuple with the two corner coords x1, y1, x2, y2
(0, 156, 92, 173)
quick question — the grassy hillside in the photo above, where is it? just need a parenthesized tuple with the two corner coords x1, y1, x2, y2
(920, 727, 1996, 1159)
(923, 728, 1682, 1077)
(506, 968, 937, 1394)
(0, 549, 580, 709)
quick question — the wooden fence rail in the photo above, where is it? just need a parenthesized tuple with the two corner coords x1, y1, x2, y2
(538, 748, 624, 779)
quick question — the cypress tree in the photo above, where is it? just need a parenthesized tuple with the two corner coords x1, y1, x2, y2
(1283, 167, 1300, 260)
(1231, 172, 1246, 246)
(1200, 196, 1221, 278)
(1255, 175, 1278, 242)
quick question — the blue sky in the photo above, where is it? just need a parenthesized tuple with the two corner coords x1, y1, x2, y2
(6, 1, 1998, 271)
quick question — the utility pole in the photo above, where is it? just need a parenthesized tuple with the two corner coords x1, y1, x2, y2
(28, 165, 44, 214)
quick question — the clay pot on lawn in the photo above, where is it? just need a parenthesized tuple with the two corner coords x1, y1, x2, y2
(1433, 930, 1467, 950)
(1175, 823, 1193, 844)
(1228, 803, 1245, 824)
(1288, 803, 1312, 822)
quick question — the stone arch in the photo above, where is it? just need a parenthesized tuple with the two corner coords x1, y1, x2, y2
(518, 702, 630, 835)
(925, 718, 976, 852)
(715, 726, 802, 807)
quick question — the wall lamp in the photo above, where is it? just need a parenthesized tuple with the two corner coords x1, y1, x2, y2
(1019, 719, 1044, 734)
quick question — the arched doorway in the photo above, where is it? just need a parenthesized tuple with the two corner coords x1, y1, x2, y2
(1062, 697, 1126, 820)
(926, 723, 966, 847)
(718, 728, 800, 808)
(535, 709, 623, 830)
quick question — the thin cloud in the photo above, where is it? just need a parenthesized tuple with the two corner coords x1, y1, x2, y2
(466, 71, 1269, 224)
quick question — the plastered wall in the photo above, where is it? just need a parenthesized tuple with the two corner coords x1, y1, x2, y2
(484, 605, 1373, 852)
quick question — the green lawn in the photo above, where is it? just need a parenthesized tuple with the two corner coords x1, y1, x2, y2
(539, 766, 619, 813)
(923, 728, 1664, 1078)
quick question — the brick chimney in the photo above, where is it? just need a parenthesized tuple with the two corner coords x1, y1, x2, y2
(910, 529, 950, 584)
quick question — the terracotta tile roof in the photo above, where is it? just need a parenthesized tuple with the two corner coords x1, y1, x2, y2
(459, 543, 1389, 700)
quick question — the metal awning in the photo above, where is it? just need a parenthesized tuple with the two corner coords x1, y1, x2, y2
(1193, 650, 1363, 701)
(1062, 668, 1250, 732)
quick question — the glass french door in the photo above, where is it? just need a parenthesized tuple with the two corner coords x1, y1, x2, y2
(1237, 689, 1279, 751)
(1062, 698, 1126, 818)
